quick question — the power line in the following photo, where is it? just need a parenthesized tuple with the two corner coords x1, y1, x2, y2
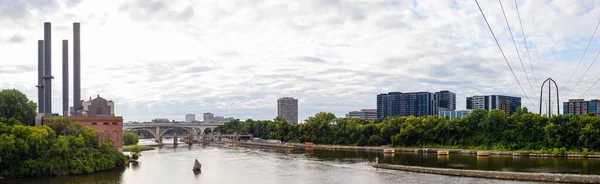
(570, 46, 600, 97)
(577, 50, 600, 98)
(475, 0, 535, 107)
(499, 0, 536, 101)
(514, 0, 538, 89)
(564, 21, 600, 95)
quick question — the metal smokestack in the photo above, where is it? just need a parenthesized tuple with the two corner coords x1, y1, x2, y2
(62, 40, 68, 116)
(73, 22, 81, 114)
(37, 40, 44, 113)
(43, 22, 53, 114)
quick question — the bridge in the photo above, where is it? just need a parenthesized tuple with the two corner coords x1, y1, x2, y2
(123, 123, 223, 143)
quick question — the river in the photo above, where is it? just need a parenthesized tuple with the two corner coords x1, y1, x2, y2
(5, 140, 599, 184)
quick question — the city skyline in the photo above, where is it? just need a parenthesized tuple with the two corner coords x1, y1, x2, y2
(2, 1, 600, 122)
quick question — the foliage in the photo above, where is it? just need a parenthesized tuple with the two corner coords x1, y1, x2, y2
(0, 117, 125, 177)
(216, 107, 600, 152)
(123, 132, 140, 146)
(129, 145, 142, 160)
(0, 89, 37, 126)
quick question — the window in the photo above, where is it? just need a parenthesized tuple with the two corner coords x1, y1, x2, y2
(112, 122, 117, 125)
(92, 122, 97, 125)
(103, 122, 109, 125)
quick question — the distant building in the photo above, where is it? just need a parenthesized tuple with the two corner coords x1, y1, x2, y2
(78, 95, 114, 116)
(152, 118, 170, 123)
(439, 109, 472, 119)
(346, 109, 377, 120)
(435, 90, 456, 112)
(185, 114, 196, 123)
(377, 91, 455, 118)
(278, 97, 298, 124)
(203, 113, 214, 123)
(466, 95, 521, 116)
(563, 99, 600, 117)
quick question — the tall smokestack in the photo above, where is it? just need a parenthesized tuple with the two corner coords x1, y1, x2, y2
(37, 40, 44, 113)
(73, 22, 81, 114)
(44, 22, 53, 114)
(62, 40, 68, 116)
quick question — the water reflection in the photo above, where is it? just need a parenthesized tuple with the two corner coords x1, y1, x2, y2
(5, 144, 600, 184)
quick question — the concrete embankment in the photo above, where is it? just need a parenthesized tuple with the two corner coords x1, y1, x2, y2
(308, 145, 600, 158)
(236, 141, 298, 149)
(373, 163, 600, 183)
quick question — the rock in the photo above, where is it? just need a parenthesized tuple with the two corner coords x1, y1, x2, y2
(193, 159, 202, 171)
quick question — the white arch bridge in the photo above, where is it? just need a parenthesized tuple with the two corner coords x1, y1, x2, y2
(123, 123, 223, 142)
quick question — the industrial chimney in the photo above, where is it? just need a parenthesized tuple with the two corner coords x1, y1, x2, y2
(36, 40, 44, 113)
(73, 22, 81, 115)
(62, 40, 68, 116)
(43, 22, 53, 114)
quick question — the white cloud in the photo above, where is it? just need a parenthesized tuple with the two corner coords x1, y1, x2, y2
(1, 0, 600, 121)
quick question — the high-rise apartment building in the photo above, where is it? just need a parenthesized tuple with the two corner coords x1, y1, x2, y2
(377, 91, 454, 119)
(563, 99, 600, 117)
(435, 90, 456, 112)
(185, 114, 196, 123)
(277, 97, 298, 124)
(203, 113, 214, 123)
(346, 109, 377, 120)
(466, 95, 521, 116)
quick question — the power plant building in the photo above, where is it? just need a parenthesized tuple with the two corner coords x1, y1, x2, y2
(37, 22, 123, 148)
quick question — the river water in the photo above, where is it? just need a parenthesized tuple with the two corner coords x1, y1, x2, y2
(5, 140, 600, 184)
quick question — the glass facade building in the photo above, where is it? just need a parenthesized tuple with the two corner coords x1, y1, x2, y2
(439, 109, 472, 119)
(377, 91, 455, 119)
(563, 99, 600, 117)
(466, 95, 521, 116)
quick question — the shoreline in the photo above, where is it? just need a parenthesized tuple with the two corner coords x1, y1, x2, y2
(302, 144, 600, 158)
(373, 163, 600, 183)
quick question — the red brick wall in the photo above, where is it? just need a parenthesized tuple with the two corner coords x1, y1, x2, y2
(70, 116, 123, 148)
(44, 116, 123, 148)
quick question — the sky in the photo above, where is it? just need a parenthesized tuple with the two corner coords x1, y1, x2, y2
(1, 0, 600, 122)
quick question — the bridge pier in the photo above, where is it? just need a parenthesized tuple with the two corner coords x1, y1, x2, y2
(174, 136, 178, 146)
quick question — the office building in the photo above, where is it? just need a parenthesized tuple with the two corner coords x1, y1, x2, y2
(439, 109, 472, 119)
(563, 99, 600, 117)
(203, 113, 214, 122)
(185, 114, 196, 123)
(377, 91, 454, 118)
(466, 95, 521, 116)
(346, 109, 377, 120)
(277, 97, 298, 124)
(435, 90, 456, 112)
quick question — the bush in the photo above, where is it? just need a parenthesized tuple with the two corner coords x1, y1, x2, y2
(123, 132, 140, 146)
(0, 119, 125, 177)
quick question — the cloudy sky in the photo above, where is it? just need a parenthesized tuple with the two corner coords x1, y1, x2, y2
(1, 0, 600, 122)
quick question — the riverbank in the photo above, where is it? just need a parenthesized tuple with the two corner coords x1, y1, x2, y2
(373, 163, 600, 183)
(307, 144, 600, 158)
(122, 145, 156, 152)
(235, 141, 600, 158)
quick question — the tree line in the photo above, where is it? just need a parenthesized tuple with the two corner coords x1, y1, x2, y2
(215, 107, 600, 152)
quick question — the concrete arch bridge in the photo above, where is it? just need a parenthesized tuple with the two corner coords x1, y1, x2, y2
(123, 123, 222, 143)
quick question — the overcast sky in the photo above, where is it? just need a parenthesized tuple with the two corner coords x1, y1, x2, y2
(1, 0, 600, 122)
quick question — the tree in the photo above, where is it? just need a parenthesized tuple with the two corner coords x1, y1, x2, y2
(0, 89, 37, 126)
(123, 132, 140, 146)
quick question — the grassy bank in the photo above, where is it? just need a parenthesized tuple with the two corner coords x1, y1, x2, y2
(123, 145, 155, 152)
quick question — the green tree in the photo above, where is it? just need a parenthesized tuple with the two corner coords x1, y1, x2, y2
(0, 89, 37, 126)
(123, 132, 140, 146)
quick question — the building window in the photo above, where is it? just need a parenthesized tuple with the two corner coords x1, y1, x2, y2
(92, 122, 97, 125)
(103, 122, 109, 125)
(112, 122, 117, 125)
